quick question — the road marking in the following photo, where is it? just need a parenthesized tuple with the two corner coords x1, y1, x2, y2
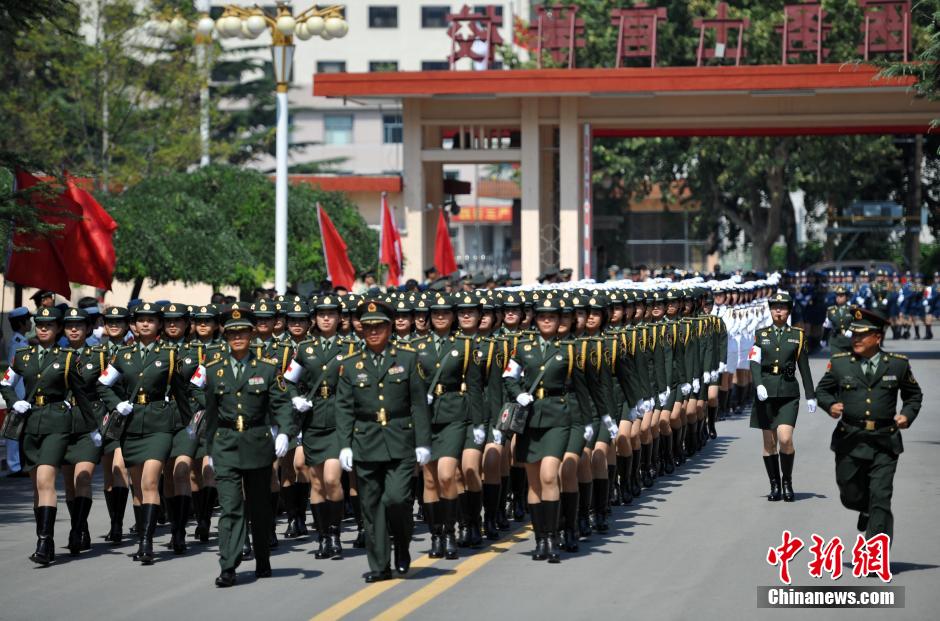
(308, 554, 441, 621)
(372, 527, 534, 621)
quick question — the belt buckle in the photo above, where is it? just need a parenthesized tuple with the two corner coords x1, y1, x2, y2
(236, 415, 245, 433)
(460, 382, 467, 394)
(771, 365, 779, 375)
(320, 384, 330, 398)
(136, 393, 147, 405)
(377, 408, 387, 426)
(434, 384, 445, 396)
(864, 420, 876, 431)
(35, 395, 46, 406)
(535, 387, 545, 400)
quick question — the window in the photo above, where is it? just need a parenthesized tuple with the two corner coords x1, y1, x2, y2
(369, 61, 399, 72)
(383, 114, 403, 144)
(369, 6, 398, 28)
(422, 6, 450, 28)
(422, 60, 450, 71)
(473, 5, 503, 18)
(324, 114, 353, 145)
(316, 61, 346, 74)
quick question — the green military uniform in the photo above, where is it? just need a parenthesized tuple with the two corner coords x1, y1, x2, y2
(99, 306, 130, 455)
(815, 308, 922, 540)
(824, 297, 854, 355)
(334, 300, 432, 580)
(749, 324, 814, 430)
(201, 304, 295, 584)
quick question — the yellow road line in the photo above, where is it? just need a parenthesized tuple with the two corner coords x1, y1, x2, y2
(309, 554, 440, 621)
(372, 527, 534, 621)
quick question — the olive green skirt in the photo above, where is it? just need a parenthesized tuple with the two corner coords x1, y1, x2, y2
(121, 432, 173, 466)
(195, 436, 209, 460)
(20, 432, 70, 470)
(103, 438, 121, 455)
(169, 426, 199, 459)
(64, 432, 102, 466)
(750, 397, 799, 430)
(566, 422, 589, 454)
(303, 427, 341, 465)
(515, 426, 568, 463)
(431, 421, 467, 461)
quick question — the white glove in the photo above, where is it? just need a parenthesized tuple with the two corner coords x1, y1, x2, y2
(426, 394, 434, 405)
(710, 371, 719, 383)
(820, 340, 828, 349)
(692, 379, 701, 393)
(635, 400, 647, 414)
(756, 385, 769, 401)
(644, 398, 655, 413)
(472, 425, 486, 446)
(702, 372, 710, 384)
(274, 433, 289, 458)
(602, 415, 618, 439)
(12, 400, 31, 414)
(718, 362, 727, 373)
(116, 401, 133, 416)
(843, 330, 853, 338)
(292, 396, 312, 412)
(93, 326, 105, 340)
(491, 428, 503, 445)
(270, 425, 279, 438)
(415, 446, 432, 466)
(658, 391, 669, 407)
(806, 399, 817, 414)
(89, 430, 103, 447)
(339, 448, 354, 471)
(577, 424, 591, 442)
(186, 425, 197, 439)
(680, 383, 692, 396)
(516, 392, 534, 407)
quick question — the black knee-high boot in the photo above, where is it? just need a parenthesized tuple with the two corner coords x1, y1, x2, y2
(780, 452, 795, 502)
(296, 482, 310, 536)
(109, 487, 128, 544)
(607, 463, 619, 506)
(559, 491, 579, 552)
(530, 502, 546, 561)
(707, 405, 718, 438)
(763, 455, 782, 502)
(30, 506, 57, 565)
(103, 490, 114, 540)
(281, 485, 298, 538)
(79, 496, 93, 551)
(134, 503, 158, 564)
(651, 436, 662, 477)
(577, 482, 592, 538)
(616, 456, 632, 504)
(543, 500, 561, 563)
(465, 490, 483, 548)
(313, 503, 332, 559)
(441, 497, 459, 559)
(67, 499, 81, 556)
(497, 475, 510, 529)
(631, 448, 642, 496)
(482, 484, 501, 540)
(329, 499, 344, 559)
(425, 501, 442, 558)
(510, 467, 527, 521)
(269, 492, 280, 548)
(173, 495, 190, 554)
(456, 492, 469, 547)
(640, 443, 653, 487)
(661, 433, 675, 473)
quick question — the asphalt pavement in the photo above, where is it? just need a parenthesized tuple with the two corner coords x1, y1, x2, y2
(0, 340, 937, 621)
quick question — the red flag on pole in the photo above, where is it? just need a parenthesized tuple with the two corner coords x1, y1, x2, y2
(4, 170, 73, 297)
(378, 193, 402, 287)
(317, 203, 356, 290)
(434, 208, 457, 276)
(60, 177, 118, 290)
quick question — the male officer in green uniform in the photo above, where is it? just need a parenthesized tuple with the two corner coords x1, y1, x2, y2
(823, 287, 854, 354)
(815, 308, 922, 540)
(335, 299, 432, 583)
(194, 304, 295, 587)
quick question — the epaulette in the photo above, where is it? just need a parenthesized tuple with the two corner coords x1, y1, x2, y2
(205, 358, 224, 368)
(161, 343, 179, 350)
(832, 352, 851, 358)
(397, 344, 416, 352)
(260, 357, 279, 366)
(886, 352, 908, 360)
(15, 345, 30, 354)
(791, 326, 804, 332)
(298, 337, 317, 347)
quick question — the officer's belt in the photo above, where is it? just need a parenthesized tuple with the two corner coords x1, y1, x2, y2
(217, 416, 267, 432)
(31, 396, 65, 407)
(433, 383, 466, 396)
(133, 392, 169, 405)
(841, 417, 896, 431)
(313, 384, 335, 399)
(355, 410, 409, 426)
(534, 386, 568, 400)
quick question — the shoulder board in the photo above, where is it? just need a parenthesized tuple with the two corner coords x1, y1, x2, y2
(205, 358, 224, 368)
(832, 353, 851, 358)
(117, 344, 135, 352)
(397, 344, 416, 353)
(259, 357, 279, 366)
(886, 352, 908, 360)
(791, 326, 804, 332)
(162, 343, 179, 350)
(15, 345, 30, 354)
(298, 337, 317, 347)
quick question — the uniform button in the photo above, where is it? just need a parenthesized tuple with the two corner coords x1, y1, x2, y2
(866, 398, 871, 403)
(865, 410, 870, 415)
(236, 392, 241, 397)
(378, 383, 384, 388)
(436, 363, 440, 368)
(540, 365, 545, 371)
(237, 404, 242, 409)
(776, 348, 780, 352)
(378, 395, 384, 401)
(37, 373, 41, 378)
(322, 365, 327, 371)
(139, 372, 143, 377)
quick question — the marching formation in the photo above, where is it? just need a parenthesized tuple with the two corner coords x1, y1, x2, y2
(0, 271, 921, 588)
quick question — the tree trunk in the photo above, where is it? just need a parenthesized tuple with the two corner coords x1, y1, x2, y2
(751, 139, 790, 273)
(129, 277, 144, 303)
(904, 134, 923, 272)
(822, 200, 836, 261)
(782, 193, 799, 269)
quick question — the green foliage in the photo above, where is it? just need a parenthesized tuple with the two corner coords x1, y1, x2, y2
(103, 165, 377, 291)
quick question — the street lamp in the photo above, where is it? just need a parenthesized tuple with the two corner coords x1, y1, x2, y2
(150, 2, 348, 295)
(215, 2, 347, 295)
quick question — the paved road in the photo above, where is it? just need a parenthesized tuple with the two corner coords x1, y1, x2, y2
(1, 341, 937, 621)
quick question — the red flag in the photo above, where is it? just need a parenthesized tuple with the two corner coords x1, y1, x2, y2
(434, 208, 457, 276)
(379, 193, 402, 287)
(60, 177, 117, 290)
(317, 203, 356, 290)
(4, 171, 73, 297)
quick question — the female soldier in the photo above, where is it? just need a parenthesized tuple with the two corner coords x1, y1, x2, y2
(749, 292, 816, 502)
(392, 299, 415, 343)
(61, 308, 106, 556)
(1, 307, 84, 564)
(414, 293, 484, 560)
(476, 293, 506, 540)
(284, 295, 354, 559)
(503, 295, 589, 563)
(496, 292, 527, 525)
(703, 291, 726, 439)
(190, 305, 224, 543)
(99, 306, 132, 543)
(98, 303, 193, 564)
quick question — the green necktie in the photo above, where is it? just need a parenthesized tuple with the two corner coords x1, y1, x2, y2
(863, 359, 874, 380)
(373, 352, 383, 368)
(37, 347, 45, 364)
(233, 360, 242, 381)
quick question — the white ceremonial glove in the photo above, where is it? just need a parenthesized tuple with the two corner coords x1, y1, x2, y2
(681, 383, 692, 396)
(692, 379, 701, 393)
(702, 372, 710, 384)
(843, 330, 853, 338)
(274, 433, 289, 458)
(12, 400, 31, 414)
(426, 394, 434, 405)
(820, 340, 828, 349)
(491, 428, 503, 445)
(583, 425, 594, 442)
(710, 371, 719, 383)
(658, 391, 669, 407)
(339, 448, 354, 471)
(635, 399, 647, 415)
(472, 425, 486, 446)
(292, 396, 313, 413)
(93, 326, 105, 340)
(116, 401, 133, 416)
(806, 399, 818, 414)
(415, 446, 432, 466)
(516, 392, 534, 407)
(756, 385, 769, 401)
(89, 430, 103, 447)
(644, 398, 656, 413)
(602, 415, 618, 439)
(718, 362, 727, 374)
